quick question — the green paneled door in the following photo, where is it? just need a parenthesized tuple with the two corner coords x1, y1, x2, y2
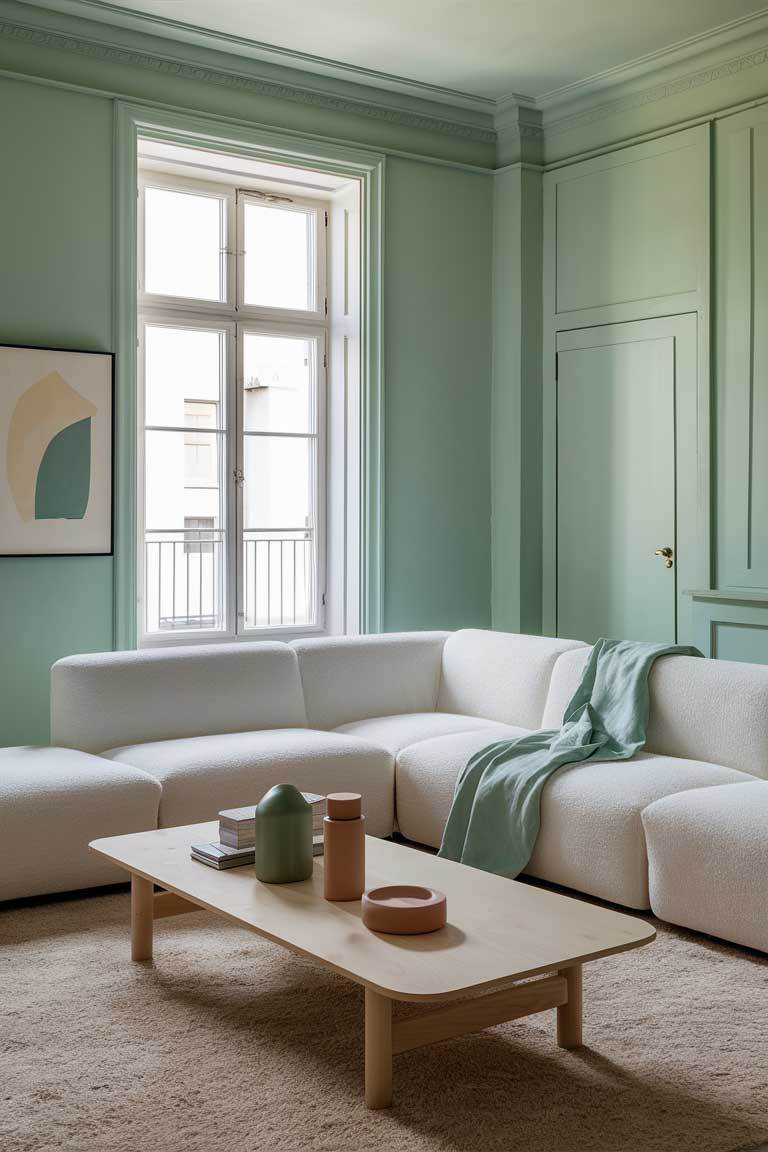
(556, 319, 691, 644)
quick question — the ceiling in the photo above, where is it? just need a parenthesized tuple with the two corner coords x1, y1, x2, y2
(65, 0, 768, 102)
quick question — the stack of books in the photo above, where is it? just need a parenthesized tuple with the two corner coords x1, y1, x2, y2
(191, 792, 327, 870)
(219, 793, 327, 848)
(190, 841, 258, 869)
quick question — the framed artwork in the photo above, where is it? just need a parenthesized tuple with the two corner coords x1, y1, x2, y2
(0, 344, 114, 556)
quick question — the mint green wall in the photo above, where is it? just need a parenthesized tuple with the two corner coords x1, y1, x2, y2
(384, 158, 492, 630)
(0, 40, 494, 744)
(491, 165, 541, 634)
(0, 75, 114, 747)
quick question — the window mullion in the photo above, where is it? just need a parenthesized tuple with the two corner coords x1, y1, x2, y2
(234, 320, 245, 635)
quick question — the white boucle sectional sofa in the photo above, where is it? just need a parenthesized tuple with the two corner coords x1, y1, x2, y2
(3, 629, 767, 952)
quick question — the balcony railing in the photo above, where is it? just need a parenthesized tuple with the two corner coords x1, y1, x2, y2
(145, 529, 223, 633)
(243, 530, 315, 628)
(144, 528, 315, 634)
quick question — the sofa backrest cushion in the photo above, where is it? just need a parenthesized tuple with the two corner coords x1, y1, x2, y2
(437, 630, 588, 729)
(540, 647, 591, 729)
(51, 642, 307, 753)
(292, 632, 448, 730)
(542, 646, 768, 779)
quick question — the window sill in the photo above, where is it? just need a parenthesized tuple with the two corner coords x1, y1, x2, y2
(138, 623, 337, 648)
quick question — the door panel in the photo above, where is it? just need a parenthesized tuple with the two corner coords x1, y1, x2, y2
(557, 321, 681, 644)
(716, 108, 768, 590)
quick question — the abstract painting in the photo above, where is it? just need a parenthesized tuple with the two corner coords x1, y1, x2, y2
(0, 345, 113, 555)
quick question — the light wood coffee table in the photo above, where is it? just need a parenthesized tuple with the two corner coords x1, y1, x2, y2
(91, 824, 654, 1108)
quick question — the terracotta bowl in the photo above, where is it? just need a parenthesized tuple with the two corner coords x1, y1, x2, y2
(362, 884, 447, 935)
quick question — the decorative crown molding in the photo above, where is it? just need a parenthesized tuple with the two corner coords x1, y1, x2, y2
(5, 2, 768, 164)
(493, 102, 543, 166)
(544, 39, 768, 138)
(0, 16, 497, 144)
(535, 7, 768, 110)
(20, 0, 496, 114)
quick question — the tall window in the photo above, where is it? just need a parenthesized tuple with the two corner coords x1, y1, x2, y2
(138, 173, 327, 640)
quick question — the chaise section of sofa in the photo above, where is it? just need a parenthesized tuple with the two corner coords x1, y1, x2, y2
(0, 746, 161, 901)
(642, 781, 768, 952)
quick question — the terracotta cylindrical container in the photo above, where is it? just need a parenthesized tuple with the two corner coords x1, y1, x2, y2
(323, 792, 365, 901)
(362, 886, 447, 934)
(254, 784, 313, 884)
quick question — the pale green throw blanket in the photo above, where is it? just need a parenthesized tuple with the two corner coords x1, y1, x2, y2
(438, 638, 701, 878)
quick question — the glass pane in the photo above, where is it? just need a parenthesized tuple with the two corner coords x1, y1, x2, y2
(243, 434, 313, 531)
(144, 325, 226, 429)
(242, 202, 313, 311)
(144, 186, 225, 301)
(144, 430, 226, 634)
(242, 333, 315, 434)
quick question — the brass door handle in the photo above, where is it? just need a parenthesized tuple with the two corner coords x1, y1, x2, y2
(655, 546, 674, 568)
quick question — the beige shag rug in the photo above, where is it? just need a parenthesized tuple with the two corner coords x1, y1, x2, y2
(1, 886, 767, 1152)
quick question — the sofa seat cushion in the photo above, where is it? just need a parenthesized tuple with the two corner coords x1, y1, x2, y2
(336, 713, 516, 756)
(526, 754, 753, 909)
(396, 736, 752, 908)
(394, 726, 532, 848)
(105, 729, 394, 837)
(641, 781, 768, 952)
(0, 746, 161, 901)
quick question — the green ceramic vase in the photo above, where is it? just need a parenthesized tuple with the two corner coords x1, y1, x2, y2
(254, 784, 313, 883)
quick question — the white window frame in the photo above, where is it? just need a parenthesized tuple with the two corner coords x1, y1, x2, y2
(236, 190, 327, 326)
(138, 170, 329, 645)
(138, 172, 236, 313)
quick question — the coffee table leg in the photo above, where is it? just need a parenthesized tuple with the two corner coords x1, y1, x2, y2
(557, 964, 583, 1048)
(365, 988, 393, 1109)
(131, 874, 154, 962)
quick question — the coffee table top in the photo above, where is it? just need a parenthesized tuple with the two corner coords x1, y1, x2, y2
(91, 824, 655, 1002)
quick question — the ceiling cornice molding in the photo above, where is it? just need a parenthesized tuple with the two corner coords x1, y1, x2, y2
(493, 102, 543, 166)
(542, 34, 768, 138)
(0, 11, 497, 143)
(16, 0, 497, 114)
(5, 1, 768, 165)
(44, 0, 768, 120)
(535, 7, 768, 112)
